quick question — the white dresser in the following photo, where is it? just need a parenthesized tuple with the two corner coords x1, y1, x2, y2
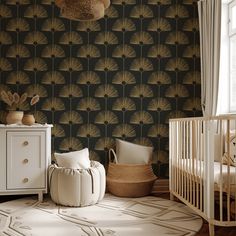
(0, 124, 52, 201)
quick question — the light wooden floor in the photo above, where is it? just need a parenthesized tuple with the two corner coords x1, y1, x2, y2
(1, 193, 236, 235)
(154, 192, 236, 236)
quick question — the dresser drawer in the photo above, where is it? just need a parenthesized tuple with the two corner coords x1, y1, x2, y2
(6, 131, 46, 189)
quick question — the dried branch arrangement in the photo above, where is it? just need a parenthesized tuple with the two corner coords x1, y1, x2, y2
(0, 91, 40, 109)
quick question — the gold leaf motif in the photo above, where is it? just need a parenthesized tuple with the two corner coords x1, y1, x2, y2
(148, 124, 169, 137)
(148, 0, 171, 5)
(130, 5, 153, 18)
(112, 0, 136, 5)
(112, 124, 136, 138)
(42, 71, 65, 84)
(165, 4, 189, 18)
(104, 6, 119, 18)
(166, 111, 186, 122)
(89, 151, 100, 161)
(95, 111, 118, 124)
(77, 45, 101, 58)
(165, 84, 189, 98)
(42, 98, 65, 111)
(77, 21, 101, 32)
(112, 18, 136, 31)
(33, 111, 48, 124)
(0, 58, 12, 71)
(77, 71, 100, 85)
(26, 84, 48, 97)
(24, 58, 47, 71)
(59, 137, 83, 151)
(133, 137, 153, 147)
(112, 44, 136, 58)
(112, 71, 135, 85)
(41, 44, 65, 58)
(0, 111, 7, 124)
(112, 97, 136, 111)
(95, 137, 115, 151)
(6, 18, 29, 31)
(95, 84, 118, 98)
(183, 98, 201, 111)
(0, 32, 12, 44)
(59, 31, 83, 45)
(130, 58, 153, 71)
(130, 111, 154, 124)
(59, 58, 83, 71)
(77, 124, 100, 137)
(148, 98, 171, 111)
(77, 97, 101, 111)
(130, 84, 153, 98)
(24, 4, 48, 18)
(6, 44, 30, 58)
(183, 71, 201, 85)
(147, 45, 171, 58)
(183, 45, 200, 58)
(42, 18, 65, 31)
(6, 71, 30, 84)
(52, 124, 65, 138)
(0, 5, 12, 18)
(130, 31, 153, 45)
(148, 72, 171, 85)
(95, 32, 118, 45)
(24, 31, 48, 45)
(148, 18, 171, 32)
(166, 31, 189, 45)
(156, 150, 169, 164)
(165, 58, 189, 71)
(95, 58, 118, 71)
(59, 111, 83, 124)
(59, 84, 83, 98)
(183, 18, 199, 32)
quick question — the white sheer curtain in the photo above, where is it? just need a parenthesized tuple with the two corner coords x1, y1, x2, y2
(217, 2, 230, 115)
(198, 0, 222, 117)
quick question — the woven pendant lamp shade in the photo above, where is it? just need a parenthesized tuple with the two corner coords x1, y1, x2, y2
(55, 0, 110, 21)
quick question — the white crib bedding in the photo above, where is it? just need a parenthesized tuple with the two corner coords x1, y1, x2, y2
(175, 159, 236, 189)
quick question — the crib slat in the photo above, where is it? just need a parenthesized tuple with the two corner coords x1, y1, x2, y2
(219, 119, 223, 222)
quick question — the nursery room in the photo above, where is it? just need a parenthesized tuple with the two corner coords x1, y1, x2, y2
(0, 0, 235, 235)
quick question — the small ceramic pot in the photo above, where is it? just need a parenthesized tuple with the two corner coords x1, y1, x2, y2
(22, 114, 35, 126)
(6, 111, 24, 124)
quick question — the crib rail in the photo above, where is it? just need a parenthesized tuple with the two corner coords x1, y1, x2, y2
(169, 116, 236, 235)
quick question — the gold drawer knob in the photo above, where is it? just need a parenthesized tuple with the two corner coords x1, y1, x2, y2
(23, 141, 29, 146)
(23, 178, 29, 183)
(23, 159, 29, 164)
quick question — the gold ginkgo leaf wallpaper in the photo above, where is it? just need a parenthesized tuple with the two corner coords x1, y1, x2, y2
(0, 0, 201, 177)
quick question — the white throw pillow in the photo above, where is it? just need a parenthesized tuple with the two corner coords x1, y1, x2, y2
(55, 148, 90, 169)
(116, 139, 153, 164)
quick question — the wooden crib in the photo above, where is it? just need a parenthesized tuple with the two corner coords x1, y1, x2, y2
(169, 116, 236, 236)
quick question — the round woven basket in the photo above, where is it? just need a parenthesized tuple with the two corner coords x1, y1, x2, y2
(107, 162, 157, 197)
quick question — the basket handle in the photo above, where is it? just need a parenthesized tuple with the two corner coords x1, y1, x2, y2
(109, 148, 118, 164)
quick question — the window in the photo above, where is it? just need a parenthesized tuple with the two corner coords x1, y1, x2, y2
(229, 0, 236, 111)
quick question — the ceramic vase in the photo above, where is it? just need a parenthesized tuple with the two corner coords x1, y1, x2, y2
(6, 111, 24, 124)
(22, 114, 35, 126)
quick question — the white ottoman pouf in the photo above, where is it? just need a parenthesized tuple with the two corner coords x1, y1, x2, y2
(49, 161, 106, 207)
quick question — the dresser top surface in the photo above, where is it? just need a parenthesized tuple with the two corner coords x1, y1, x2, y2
(0, 124, 53, 128)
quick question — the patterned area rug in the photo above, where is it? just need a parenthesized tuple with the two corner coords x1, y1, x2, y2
(0, 194, 202, 236)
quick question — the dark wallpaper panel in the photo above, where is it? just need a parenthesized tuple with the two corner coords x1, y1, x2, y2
(0, 0, 201, 177)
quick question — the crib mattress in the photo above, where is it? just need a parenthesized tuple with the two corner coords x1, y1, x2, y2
(174, 159, 236, 189)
